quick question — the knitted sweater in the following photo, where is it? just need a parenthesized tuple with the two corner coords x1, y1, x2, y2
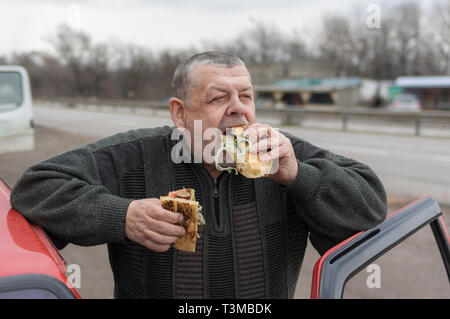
(10, 126, 387, 298)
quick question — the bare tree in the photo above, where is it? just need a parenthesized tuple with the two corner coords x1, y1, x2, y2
(390, 1, 421, 75)
(319, 14, 356, 76)
(429, 0, 450, 73)
(86, 43, 111, 97)
(149, 49, 190, 99)
(283, 28, 308, 62)
(113, 44, 153, 99)
(317, 1, 445, 79)
(209, 20, 288, 65)
(247, 21, 286, 64)
(49, 24, 92, 97)
(5, 0, 449, 101)
(8, 51, 72, 97)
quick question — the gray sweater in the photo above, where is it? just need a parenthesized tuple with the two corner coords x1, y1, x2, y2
(11, 126, 387, 298)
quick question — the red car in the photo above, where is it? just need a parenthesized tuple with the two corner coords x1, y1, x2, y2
(0, 177, 448, 299)
(0, 178, 80, 298)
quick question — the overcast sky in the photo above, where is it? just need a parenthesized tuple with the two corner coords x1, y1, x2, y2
(0, 0, 432, 56)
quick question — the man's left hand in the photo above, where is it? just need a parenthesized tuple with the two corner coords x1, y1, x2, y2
(244, 124, 298, 186)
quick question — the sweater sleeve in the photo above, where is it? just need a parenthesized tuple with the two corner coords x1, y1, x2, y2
(282, 136, 387, 255)
(10, 145, 133, 248)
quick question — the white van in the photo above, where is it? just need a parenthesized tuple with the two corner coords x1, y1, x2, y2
(0, 66, 35, 154)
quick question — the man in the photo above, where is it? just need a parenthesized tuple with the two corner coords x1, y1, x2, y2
(11, 51, 387, 298)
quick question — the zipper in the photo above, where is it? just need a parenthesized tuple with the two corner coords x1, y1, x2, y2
(213, 178, 220, 227)
(213, 179, 219, 198)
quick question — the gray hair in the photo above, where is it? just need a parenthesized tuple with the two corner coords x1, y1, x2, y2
(171, 51, 249, 105)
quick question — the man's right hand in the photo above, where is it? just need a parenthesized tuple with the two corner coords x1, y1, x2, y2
(125, 198, 185, 252)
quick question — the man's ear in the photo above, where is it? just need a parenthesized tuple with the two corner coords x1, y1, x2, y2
(169, 97, 186, 128)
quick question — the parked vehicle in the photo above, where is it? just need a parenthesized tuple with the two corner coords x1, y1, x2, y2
(389, 94, 421, 112)
(0, 179, 80, 298)
(0, 66, 35, 154)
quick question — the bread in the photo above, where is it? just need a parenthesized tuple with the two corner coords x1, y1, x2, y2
(232, 126, 272, 178)
(216, 125, 273, 179)
(160, 188, 200, 252)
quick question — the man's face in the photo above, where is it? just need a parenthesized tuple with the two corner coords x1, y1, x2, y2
(176, 63, 256, 163)
(185, 63, 255, 134)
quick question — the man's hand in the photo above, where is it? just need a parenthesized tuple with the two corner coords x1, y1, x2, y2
(125, 198, 185, 252)
(245, 124, 298, 186)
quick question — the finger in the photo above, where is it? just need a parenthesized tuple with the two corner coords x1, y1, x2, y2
(151, 206, 184, 224)
(260, 144, 289, 162)
(142, 198, 161, 205)
(142, 240, 171, 253)
(251, 125, 272, 140)
(252, 127, 278, 152)
(242, 125, 259, 145)
(144, 215, 186, 237)
(248, 137, 276, 153)
(260, 147, 279, 162)
(249, 133, 282, 154)
(144, 229, 181, 245)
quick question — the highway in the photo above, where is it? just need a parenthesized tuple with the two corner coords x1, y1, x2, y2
(34, 104, 450, 207)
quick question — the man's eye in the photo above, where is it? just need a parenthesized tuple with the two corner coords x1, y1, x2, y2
(211, 96, 225, 102)
(240, 95, 252, 100)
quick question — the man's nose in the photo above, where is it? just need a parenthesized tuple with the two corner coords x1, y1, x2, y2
(225, 95, 246, 116)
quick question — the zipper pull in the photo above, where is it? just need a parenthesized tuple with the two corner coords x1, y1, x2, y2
(213, 179, 219, 198)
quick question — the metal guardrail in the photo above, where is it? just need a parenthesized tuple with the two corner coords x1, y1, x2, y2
(34, 97, 450, 137)
(256, 107, 450, 136)
(35, 96, 168, 110)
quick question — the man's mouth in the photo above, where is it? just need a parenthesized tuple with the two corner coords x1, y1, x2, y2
(219, 117, 249, 134)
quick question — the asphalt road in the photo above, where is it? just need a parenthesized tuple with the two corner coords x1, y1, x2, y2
(1, 104, 449, 299)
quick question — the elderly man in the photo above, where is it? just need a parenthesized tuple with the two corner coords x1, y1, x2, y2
(11, 51, 386, 298)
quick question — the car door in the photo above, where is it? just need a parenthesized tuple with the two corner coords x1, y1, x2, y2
(311, 194, 450, 299)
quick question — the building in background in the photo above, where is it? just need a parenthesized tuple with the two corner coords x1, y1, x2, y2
(254, 77, 390, 108)
(392, 76, 450, 110)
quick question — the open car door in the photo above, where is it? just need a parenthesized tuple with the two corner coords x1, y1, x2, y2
(311, 195, 450, 299)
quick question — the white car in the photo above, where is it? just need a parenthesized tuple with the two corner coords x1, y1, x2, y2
(389, 94, 421, 112)
(0, 65, 35, 154)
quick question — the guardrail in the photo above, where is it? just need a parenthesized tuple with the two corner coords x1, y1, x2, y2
(257, 107, 450, 136)
(34, 97, 450, 137)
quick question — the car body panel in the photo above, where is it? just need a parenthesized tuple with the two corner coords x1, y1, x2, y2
(0, 179, 80, 298)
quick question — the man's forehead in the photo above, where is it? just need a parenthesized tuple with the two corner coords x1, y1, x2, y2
(193, 64, 252, 85)
(207, 84, 253, 93)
